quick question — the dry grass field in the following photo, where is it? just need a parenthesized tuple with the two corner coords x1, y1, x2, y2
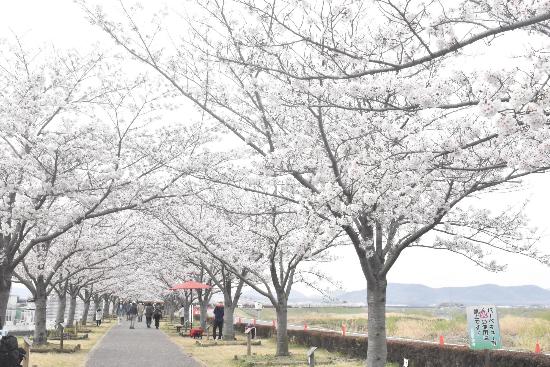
(236, 306, 549, 352)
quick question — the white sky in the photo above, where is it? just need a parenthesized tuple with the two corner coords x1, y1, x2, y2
(2, 0, 550, 293)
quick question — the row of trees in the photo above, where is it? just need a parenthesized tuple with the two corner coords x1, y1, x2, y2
(0, 41, 210, 342)
(1, 1, 550, 365)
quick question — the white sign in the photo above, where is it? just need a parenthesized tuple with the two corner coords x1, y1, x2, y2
(403, 358, 409, 367)
(466, 305, 502, 350)
(254, 302, 263, 310)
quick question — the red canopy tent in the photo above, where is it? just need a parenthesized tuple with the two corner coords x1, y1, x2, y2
(169, 280, 212, 291)
(169, 281, 212, 330)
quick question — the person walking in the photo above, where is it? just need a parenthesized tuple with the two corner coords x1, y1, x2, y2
(95, 308, 103, 327)
(116, 301, 124, 325)
(177, 304, 186, 326)
(137, 302, 145, 322)
(153, 304, 162, 329)
(128, 302, 138, 329)
(213, 302, 224, 340)
(145, 303, 154, 328)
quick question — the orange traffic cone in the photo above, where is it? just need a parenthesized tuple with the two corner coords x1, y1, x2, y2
(536, 341, 541, 353)
(439, 335, 444, 345)
(304, 322, 308, 331)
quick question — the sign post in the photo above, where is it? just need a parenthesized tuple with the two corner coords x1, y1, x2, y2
(23, 337, 31, 367)
(307, 346, 318, 367)
(58, 322, 66, 350)
(466, 305, 502, 350)
(245, 327, 255, 356)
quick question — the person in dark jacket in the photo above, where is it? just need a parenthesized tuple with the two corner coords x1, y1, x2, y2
(153, 304, 162, 329)
(145, 303, 154, 328)
(0, 335, 26, 367)
(213, 302, 224, 340)
(128, 302, 138, 329)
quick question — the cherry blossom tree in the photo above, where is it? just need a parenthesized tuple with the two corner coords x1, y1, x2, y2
(85, 1, 550, 365)
(156, 190, 343, 356)
(138, 233, 219, 328)
(0, 39, 214, 326)
(150, 231, 243, 336)
(191, 267, 216, 330)
(14, 216, 139, 345)
(13, 234, 84, 345)
(190, 254, 245, 340)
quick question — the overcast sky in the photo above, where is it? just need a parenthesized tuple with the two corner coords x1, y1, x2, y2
(2, 0, 550, 293)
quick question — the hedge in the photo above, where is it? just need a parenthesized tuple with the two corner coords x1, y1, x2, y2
(234, 323, 550, 367)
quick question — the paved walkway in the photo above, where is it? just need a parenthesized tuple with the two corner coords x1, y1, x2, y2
(86, 319, 202, 367)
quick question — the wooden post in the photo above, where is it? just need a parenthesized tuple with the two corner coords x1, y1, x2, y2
(484, 349, 490, 367)
(245, 327, 254, 356)
(59, 323, 65, 350)
(307, 347, 318, 367)
(23, 337, 31, 367)
(247, 332, 251, 356)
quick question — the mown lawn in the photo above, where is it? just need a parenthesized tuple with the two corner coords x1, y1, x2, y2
(17, 318, 114, 367)
(161, 320, 396, 367)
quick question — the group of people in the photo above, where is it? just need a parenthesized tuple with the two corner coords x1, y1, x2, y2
(94, 301, 163, 329)
(120, 301, 163, 329)
(95, 300, 226, 338)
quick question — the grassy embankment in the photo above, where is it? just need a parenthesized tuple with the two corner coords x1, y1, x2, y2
(17, 319, 114, 367)
(161, 320, 397, 367)
(235, 306, 550, 352)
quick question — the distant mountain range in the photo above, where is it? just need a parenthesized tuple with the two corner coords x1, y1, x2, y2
(336, 284, 550, 307)
(239, 284, 550, 307)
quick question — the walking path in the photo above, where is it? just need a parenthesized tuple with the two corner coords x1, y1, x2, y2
(86, 319, 203, 367)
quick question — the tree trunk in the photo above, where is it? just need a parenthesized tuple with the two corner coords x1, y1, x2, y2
(103, 296, 110, 319)
(165, 300, 173, 323)
(184, 303, 190, 325)
(366, 279, 388, 367)
(33, 280, 48, 345)
(93, 296, 100, 315)
(81, 300, 90, 325)
(0, 266, 12, 330)
(56, 290, 67, 326)
(109, 296, 119, 315)
(221, 275, 243, 341)
(66, 293, 77, 327)
(223, 303, 236, 341)
(275, 304, 289, 356)
(199, 301, 207, 329)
